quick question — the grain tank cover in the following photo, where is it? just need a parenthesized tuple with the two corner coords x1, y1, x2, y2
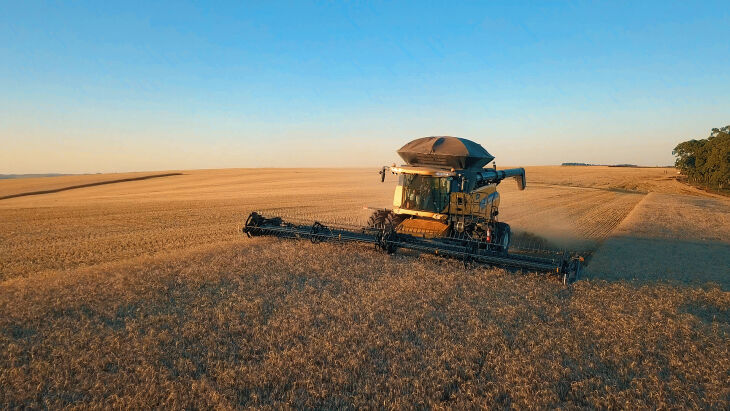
(397, 136, 495, 170)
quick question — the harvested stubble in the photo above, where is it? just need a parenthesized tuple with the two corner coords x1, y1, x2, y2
(526, 166, 705, 195)
(1, 240, 728, 408)
(0, 169, 393, 281)
(0, 167, 660, 281)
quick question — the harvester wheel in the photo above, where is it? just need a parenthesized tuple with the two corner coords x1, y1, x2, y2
(369, 210, 401, 254)
(376, 229, 398, 254)
(495, 222, 511, 254)
(367, 210, 403, 231)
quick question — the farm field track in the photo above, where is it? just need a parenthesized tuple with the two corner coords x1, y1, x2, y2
(588, 192, 730, 287)
(1, 166, 728, 408)
(497, 184, 644, 250)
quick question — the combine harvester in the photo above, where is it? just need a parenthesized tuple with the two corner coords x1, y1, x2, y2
(244, 137, 583, 284)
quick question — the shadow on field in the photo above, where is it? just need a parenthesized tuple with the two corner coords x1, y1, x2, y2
(586, 236, 730, 290)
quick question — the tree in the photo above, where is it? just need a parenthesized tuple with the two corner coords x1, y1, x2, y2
(673, 126, 730, 191)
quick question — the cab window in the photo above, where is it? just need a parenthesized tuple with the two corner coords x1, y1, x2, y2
(400, 175, 450, 213)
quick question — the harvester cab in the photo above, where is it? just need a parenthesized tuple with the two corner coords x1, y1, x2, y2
(244, 136, 582, 284)
(374, 137, 526, 253)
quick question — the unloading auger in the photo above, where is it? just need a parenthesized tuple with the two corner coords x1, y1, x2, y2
(243, 136, 583, 284)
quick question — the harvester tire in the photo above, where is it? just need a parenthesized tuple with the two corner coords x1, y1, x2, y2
(495, 222, 511, 254)
(367, 210, 402, 231)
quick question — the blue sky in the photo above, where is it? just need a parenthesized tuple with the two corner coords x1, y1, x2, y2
(1, 1, 729, 173)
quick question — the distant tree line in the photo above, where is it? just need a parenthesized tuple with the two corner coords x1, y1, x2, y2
(561, 163, 638, 167)
(673, 126, 730, 191)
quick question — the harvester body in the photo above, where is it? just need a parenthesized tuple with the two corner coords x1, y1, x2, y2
(391, 168, 502, 239)
(379, 136, 526, 250)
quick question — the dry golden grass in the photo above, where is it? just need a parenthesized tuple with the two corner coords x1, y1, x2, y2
(1, 240, 728, 408)
(1, 166, 729, 408)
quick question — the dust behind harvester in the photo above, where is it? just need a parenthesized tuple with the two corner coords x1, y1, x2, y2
(244, 136, 583, 284)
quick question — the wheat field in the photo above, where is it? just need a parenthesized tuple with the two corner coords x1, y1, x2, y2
(1, 166, 728, 408)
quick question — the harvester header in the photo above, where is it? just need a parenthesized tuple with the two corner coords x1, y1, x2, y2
(244, 136, 581, 284)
